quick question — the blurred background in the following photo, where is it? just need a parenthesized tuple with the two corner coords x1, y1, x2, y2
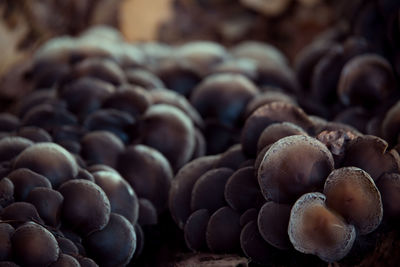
(0, 0, 348, 77)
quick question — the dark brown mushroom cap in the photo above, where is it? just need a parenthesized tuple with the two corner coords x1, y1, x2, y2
(244, 91, 297, 118)
(75, 256, 99, 267)
(338, 54, 395, 107)
(257, 122, 307, 152)
(203, 119, 239, 155)
(80, 131, 124, 168)
(256, 62, 300, 94)
(382, 100, 400, 146)
(294, 41, 332, 91)
(13, 142, 78, 188)
(211, 59, 258, 82)
(83, 213, 136, 267)
(240, 220, 285, 265)
(21, 104, 77, 131)
(288, 193, 356, 263)
(333, 107, 371, 133)
(0, 223, 14, 261)
(224, 166, 264, 212)
(86, 164, 118, 175)
(176, 41, 228, 77)
(342, 135, 400, 181)
(58, 179, 111, 235)
(239, 208, 258, 227)
(324, 167, 383, 235)
(125, 68, 165, 90)
(12, 222, 60, 267)
(149, 89, 204, 129)
(0, 178, 14, 207)
(138, 198, 158, 226)
(311, 37, 370, 104)
(241, 102, 313, 157)
(102, 84, 152, 119)
(116, 144, 173, 214)
(169, 155, 219, 229)
(7, 168, 52, 201)
(69, 58, 126, 85)
(0, 137, 33, 162)
(83, 109, 135, 144)
(49, 254, 80, 267)
(16, 127, 52, 143)
(191, 168, 234, 214)
(155, 59, 201, 97)
(254, 145, 271, 174)
(93, 171, 139, 224)
(1, 202, 44, 225)
(190, 73, 258, 128)
(184, 209, 210, 251)
(206, 206, 241, 253)
(231, 41, 288, 67)
(58, 77, 115, 119)
(56, 237, 79, 256)
(141, 104, 195, 171)
(376, 173, 400, 221)
(258, 201, 292, 249)
(258, 135, 334, 203)
(215, 144, 248, 171)
(15, 90, 65, 119)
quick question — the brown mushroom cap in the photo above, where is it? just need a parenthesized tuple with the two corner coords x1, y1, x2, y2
(224, 166, 264, 212)
(117, 144, 173, 214)
(169, 155, 219, 229)
(191, 168, 233, 214)
(257, 202, 292, 249)
(324, 167, 383, 235)
(257, 122, 307, 152)
(338, 54, 395, 108)
(241, 102, 313, 157)
(258, 135, 334, 203)
(206, 206, 241, 253)
(215, 144, 248, 171)
(184, 209, 210, 252)
(0, 223, 14, 261)
(342, 135, 400, 181)
(190, 73, 258, 128)
(141, 104, 195, 171)
(288, 192, 356, 263)
(376, 173, 400, 221)
(0, 137, 33, 162)
(13, 142, 78, 188)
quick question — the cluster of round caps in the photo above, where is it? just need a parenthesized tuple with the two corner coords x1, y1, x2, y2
(0, 141, 138, 266)
(169, 89, 400, 264)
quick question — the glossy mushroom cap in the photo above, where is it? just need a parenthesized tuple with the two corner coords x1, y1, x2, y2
(288, 193, 356, 263)
(324, 167, 383, 235)
(258, 135, 334, 203)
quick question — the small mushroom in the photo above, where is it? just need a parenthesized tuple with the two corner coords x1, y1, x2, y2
(241, 102, 313, 157)
(258, 201, 292, 249)
(288, 192, 356, 262)
(338, 54, 395, 108)
(257, 122, 307, 152)
(206, 206, 241, 253)
(224, 166, 264, 212)
(258, 135, 334, 203)
(324, 167, 383, 235)
(184, 209, 210, 251)
(169, 155, 219, 229)
(342, 135, 400, 181)
(191, 168, 234, 214)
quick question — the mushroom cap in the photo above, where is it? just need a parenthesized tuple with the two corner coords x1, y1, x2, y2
(258, 135, 334, 203)
(184, 209, 210, 252)
(241, 102, 313, 157)
(288, 192, 356, 263)
(324, 167, 383, 235)
(342, 135, 400, 181)
(258, 201, 292, 249)
(376, 173, 400, 221)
